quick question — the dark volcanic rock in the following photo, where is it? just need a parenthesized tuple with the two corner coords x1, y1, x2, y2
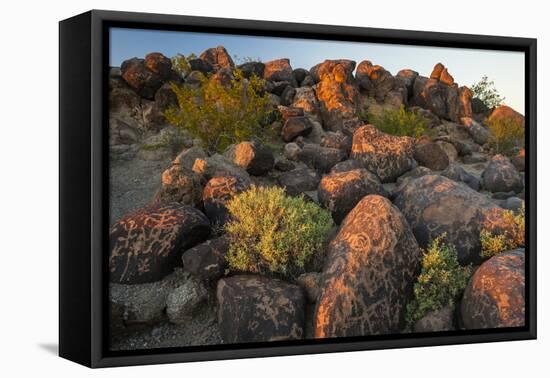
(217, 275, 305, 343)
(297, 144, 347, 173)
(154, 165, 204, 206)
(278, 106, 304, 122)
(393, 174, 508, 265)
(356, 60, 398, 101)
(441, 163, 481, 191)
(237, 61, 265, 79)
(318, 168, 386, 223)
(281, 116, 314, 142)
(461, 249, 525, 329)
(144, 52, 172, 80)
(199, 46, 235, 71)
(203, 175, 251, 226)
(414, 140, 450, 171)
(292, 68, 309, 84)
(314, 195, 421, 338)
(224, 141, 275, 176)
(109, 204, 210, 284)
(277, 167, 321, 196)
(312, 60, 359, 131)
(511, 148, 525, 172)
(188, 58, 214, 74)
(351, 125, 416, 182)
(121, 57, 163, 99)
(292, 87, 321, 121)
(482, 155, 523, 193)
(320, 131, 352, 154)
(263, 58, 293, 82)
(280, 85, 297, 106)
(460, 117, 490, 145)
(182, 236, 229, 282)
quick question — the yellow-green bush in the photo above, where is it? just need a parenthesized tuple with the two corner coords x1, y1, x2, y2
(164, 69, 273, 154)
(480, 204, 525, 259)
(486, 117, 525, 155)
(406, 235, 472, 326)
(224, 186, 334, 279)
(368, 105, 433, 138)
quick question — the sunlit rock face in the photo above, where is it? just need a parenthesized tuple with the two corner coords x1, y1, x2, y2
(393, 174, 511, 265)
(461, 249, 525, 329)
(217, 275, 305, 343)
(312, 59, 359, 132)
(199, 46, 235, 71)
(314, 195, 420, 338)
(356, 60, 406, 104)
(263, 58, 294, 82)
(109, 204, 211, 284)
(488, 105, 525, 127)
(351, 124, 416, 183)
(202, 174, 251, 226)
(318, 168, 386, 224)
(411, 63, 473, 122)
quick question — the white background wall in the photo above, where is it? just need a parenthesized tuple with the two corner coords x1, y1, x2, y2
(0, 0, 546, 376)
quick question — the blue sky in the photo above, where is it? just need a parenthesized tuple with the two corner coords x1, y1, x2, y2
(110, 28, 525, 113)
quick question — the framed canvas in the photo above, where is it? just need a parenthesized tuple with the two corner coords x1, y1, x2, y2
(59, 10, 537, 368)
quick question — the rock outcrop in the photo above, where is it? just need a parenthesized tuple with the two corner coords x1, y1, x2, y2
(217, 275, 305, 343)
(461, 249, 525, 329)
(314, 195, 420, 338)
(109, 204, 210, 284)
(393, 175, 510, 265)
(318, 169, 386, 223)
(351, 125, 415, 182)
(482, 154, 523, 193)
(202, 175, 251, 226)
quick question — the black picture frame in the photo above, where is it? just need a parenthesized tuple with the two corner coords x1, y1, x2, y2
(59, 9, 537, 368)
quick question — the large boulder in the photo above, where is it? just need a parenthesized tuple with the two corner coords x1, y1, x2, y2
(460, 117, 490, 145)
(511, 148, 525, 172)
(182, 236, 229, 282)
(281, 116, 314, 142)
(313, 60, 359, 131)
(318, 168, 386, 223)
(109, 204, 211, 284)
(482, 155, 523, 193)
(314, 195, 421, 337)
(277, 167, 321, 196)
(217, 275, 305, 343)
(414, 139, 449, 171)
(297, 143, 346, 173)
(355, 60, 400, 102)
(320, 131, 352, 154)
(154, 165, 204, 206)
(310, 59, 356, 83)
(487, 105, 525, 127)
(292, 87, 321, 121)
(461, 249, 525, 329)
(413, 305, 455, 332)
(393, 175, 509, 265)
(144, 52, 173, 80)
(203, 175, 251, 226)
(263, 58, 293, 82)
(351, 125, 416, 182)
(237, 61, 265, 79)
(224, 141, 275, 176)
(120, 57, 163, 99)
(199, 46, 235, 71)
(396, 69, 419, 99)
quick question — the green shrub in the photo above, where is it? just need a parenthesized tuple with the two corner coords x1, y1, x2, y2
(368, 105, 433, 138)
(480, 204, 525, 259)
(471, 75, 505, 111)
(486, 117, 525, 155)
(406, 235, 472, 326)
(165, 69, 272, 153)
(171, 53, 197, 77)
(224, 186, 334, 279)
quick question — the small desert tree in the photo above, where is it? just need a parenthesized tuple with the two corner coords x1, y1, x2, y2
(164, 68, 272, 154)
(471, 75, 505, 112)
